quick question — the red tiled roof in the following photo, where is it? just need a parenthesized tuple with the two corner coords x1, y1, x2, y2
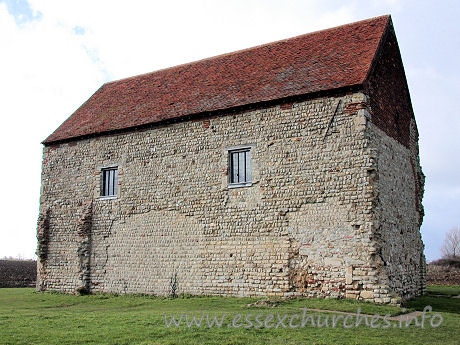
(43, 15, 391, 144)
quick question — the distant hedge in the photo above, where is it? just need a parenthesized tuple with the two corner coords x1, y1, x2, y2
(430, 257, 460, 269)
(0, 260, 36, 288)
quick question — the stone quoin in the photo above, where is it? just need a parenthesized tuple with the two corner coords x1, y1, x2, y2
(37, 15, 425, 303)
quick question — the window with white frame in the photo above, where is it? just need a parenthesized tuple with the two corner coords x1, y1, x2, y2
(101, 167, 118, 197)
(228, 148, 251, 186)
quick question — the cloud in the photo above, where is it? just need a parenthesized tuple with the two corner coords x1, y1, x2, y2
(25, 0, 356, 80)
(0, 2, 106, 258)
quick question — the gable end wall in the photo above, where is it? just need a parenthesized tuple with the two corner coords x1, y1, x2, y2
(364, 22, 426, 299)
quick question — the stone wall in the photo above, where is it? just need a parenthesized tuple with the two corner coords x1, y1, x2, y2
(37, 91, 424, 302)
(367, 119, 425, 300)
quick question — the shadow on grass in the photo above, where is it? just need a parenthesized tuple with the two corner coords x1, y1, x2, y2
(405, 295, 460, 314)
(426, 285, 460, 296)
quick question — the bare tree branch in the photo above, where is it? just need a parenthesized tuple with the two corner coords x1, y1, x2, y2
(441, 226, 460, 258)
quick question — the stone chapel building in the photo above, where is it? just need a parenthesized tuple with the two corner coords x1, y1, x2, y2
(37, 15, 425, 303)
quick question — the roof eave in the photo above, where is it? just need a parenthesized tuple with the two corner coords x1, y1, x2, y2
(42, 83, 365, 146)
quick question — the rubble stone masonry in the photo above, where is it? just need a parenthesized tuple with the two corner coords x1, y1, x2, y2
(37, 91, 425, 303)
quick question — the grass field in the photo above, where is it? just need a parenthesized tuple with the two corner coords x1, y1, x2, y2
(0, 286, 459, 345)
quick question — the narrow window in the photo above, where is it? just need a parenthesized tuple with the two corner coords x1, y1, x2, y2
(101, 167, 118, 197)
(228, 148, 251, 185)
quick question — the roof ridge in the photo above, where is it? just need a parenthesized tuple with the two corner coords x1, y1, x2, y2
(104, 14, 391, 87)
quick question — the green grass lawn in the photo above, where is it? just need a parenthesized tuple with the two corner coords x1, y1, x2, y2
(426, 285, 460, 296)
(0, 287, 459, 345)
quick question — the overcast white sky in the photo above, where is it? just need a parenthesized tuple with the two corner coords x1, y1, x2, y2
(0, 0, 458, 261)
